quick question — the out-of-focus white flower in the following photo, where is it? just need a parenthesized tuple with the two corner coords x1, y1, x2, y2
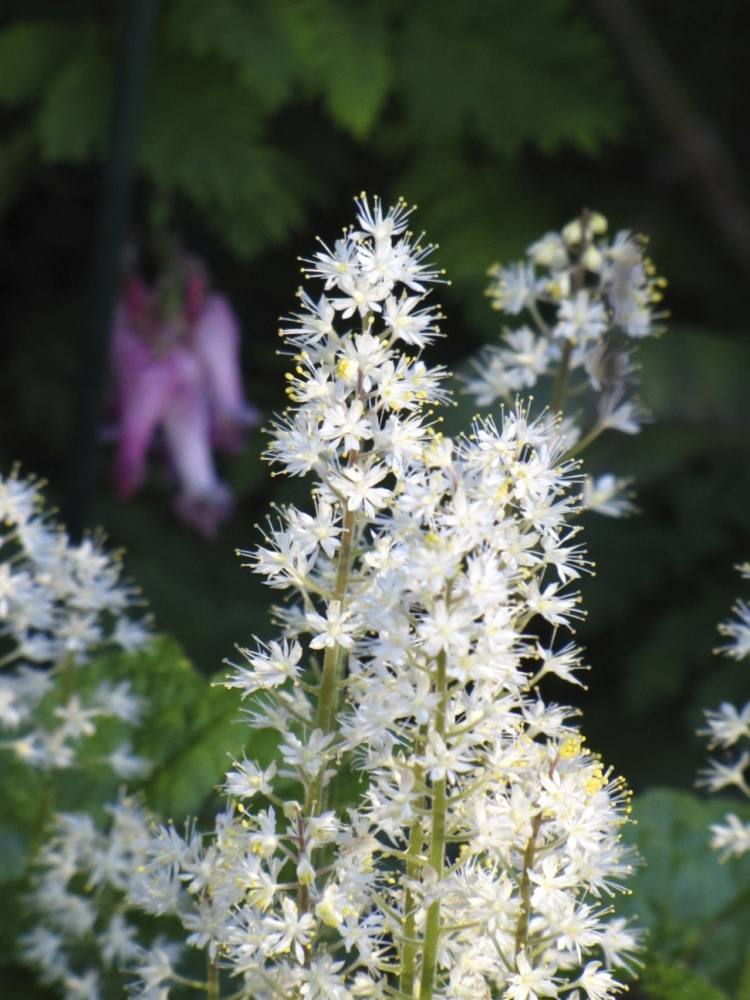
(468, 211, 666, 519)
(699, 565, 750, 857)
(582, 475, 635, 518)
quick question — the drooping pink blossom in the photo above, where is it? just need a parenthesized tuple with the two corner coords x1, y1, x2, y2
(110, 254, 259, 536)
(161, 346, 234, 536)
(193, 293, 261, 452)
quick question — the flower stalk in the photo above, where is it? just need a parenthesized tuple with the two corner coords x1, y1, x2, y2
(419, 651, 448, 1000)
(400, 729, 426, 997)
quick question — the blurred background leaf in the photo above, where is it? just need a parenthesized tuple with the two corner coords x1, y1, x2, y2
(621, 789, 750, 995)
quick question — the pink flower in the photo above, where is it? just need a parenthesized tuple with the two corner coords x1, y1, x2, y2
(111, 258, 259, 536)
(193, 293, 261, 452)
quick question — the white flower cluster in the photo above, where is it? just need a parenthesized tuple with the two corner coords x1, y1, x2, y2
(699, 563, 750, 859)
(24, 198, 639, 999)
(335, 409, 641, 999)
(20, 794, 178, 999)
(465, 211, 667, 519)
(0, 470, 151, 773)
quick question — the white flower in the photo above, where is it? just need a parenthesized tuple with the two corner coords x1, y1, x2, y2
(0, 469, 42, 523)
(597, 391, 645, 435)
(505, 953, 559, 1000)
(354, 192, 412, 241)
(499, 326, 552, 387)
(528, 232, 568, 270)
(55, 202, 639, 998)
(307, 600, 359, 650)
(329, 464, 391, 516)
(697, 751, 750, 793)
(107, 741, 152, 780)
(19, 925, 69, 984)
(574, 961, 621, 1000)
(0, 678, 26, 730)
(718, 599, 750, 659)
(522, 579, 581, 626)
(554, 291, 608, 344)
(382, 294, 441, 347)
(701, 701, 750, 748)
(332, 273, 389, 319)
(710, 813, 750, 859)
(93, 680, 144, 724)
(487, 261, 537, 315)
(130, 944, 179, 993)
(263, 897, 315, 963)
(281, 730, 335, 782)
(53, 695, 100, 740)
(224, 759, 278, 800)
(98, 912, 140, 966)
(582, 475, 635, 519)
(63, 968, 101, 999)
(225, 638, 303, 693)
(320, 399, 374, 454)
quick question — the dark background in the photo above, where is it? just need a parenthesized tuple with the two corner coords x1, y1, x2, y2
(2, 0, 749, 799)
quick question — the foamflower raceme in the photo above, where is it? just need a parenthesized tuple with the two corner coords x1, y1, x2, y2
(19, 198, 641, 999)
(0, 471, 161, 997)
(698, 563, 750, 859)
(0, 470, 151, 773)
(466, 211, 667, 518)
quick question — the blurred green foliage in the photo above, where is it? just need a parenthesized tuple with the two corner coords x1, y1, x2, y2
(0, 1, 624, 258)
(622, 789, 750, 997)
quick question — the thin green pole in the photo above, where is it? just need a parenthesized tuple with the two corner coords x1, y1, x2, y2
(66, 0, 158, 536)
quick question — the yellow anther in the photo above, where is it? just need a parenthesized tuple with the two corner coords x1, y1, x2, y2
(560, 734, 585, 759)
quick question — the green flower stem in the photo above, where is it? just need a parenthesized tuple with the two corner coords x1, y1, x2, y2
(419, 651, 448, 1000)
(207, 958, 220, 1000)
(513, 813, 543, 956)
(514, 755, 558, 956)
(172, 974, 212, 992)
(564, 420, 604, 459)
(550, 341, 573, 414)
(528, 299, 551, 338)
(400, 728, 427, 997)
(308, 505, 356, 816)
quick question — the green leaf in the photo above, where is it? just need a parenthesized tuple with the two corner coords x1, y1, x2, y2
(640, 955, 730, 1000)
(0, 752, 47, 886)
(395, 0, 626, 156)
(139, 50, 310, 257)
(35, 32, 112, 161)
(0, 20, 74, 105)
(165, 0, 297, 112)
(277, 0, 391, 137)
(0, 825, 28, 883)
(621, 789, 750, 992)
(79, 635, 274, 820)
